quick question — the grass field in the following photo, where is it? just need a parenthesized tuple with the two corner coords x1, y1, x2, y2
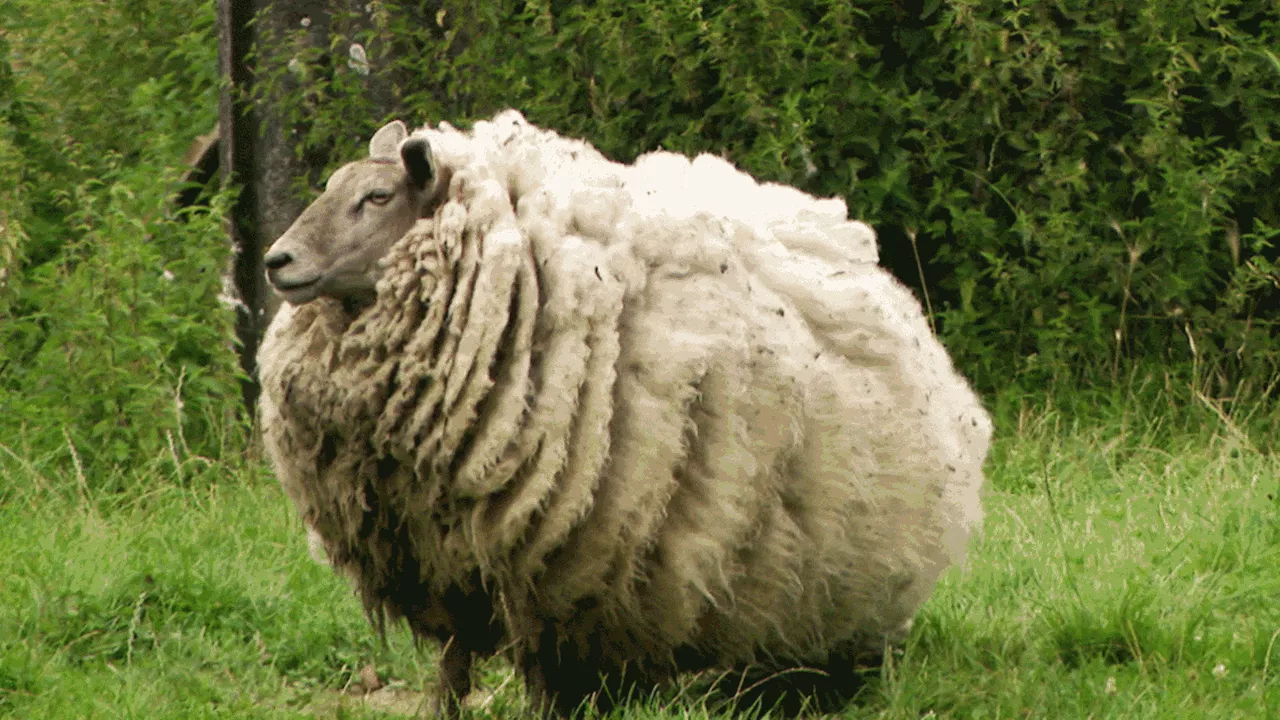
(2, 392, 1277, 719)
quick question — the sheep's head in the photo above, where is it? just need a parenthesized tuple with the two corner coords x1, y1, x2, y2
(264, 120, 440, 305)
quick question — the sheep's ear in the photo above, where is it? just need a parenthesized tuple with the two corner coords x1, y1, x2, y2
(401, 137, 435, 189)
(369, 120, 407, 158)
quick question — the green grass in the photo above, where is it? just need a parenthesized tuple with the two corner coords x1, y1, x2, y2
(2, 394, 1278, 719)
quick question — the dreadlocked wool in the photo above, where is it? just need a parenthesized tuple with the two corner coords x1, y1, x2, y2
(258, 110, 991, 714)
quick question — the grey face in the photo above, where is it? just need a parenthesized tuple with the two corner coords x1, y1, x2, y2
(264, 122, 437, 305)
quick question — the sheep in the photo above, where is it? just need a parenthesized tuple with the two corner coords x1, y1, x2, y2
(257, 110, 992, 717)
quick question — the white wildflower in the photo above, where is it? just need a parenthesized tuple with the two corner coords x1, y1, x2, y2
(1212, 663, 1227, 680)
(1104, 676, 1117, 695)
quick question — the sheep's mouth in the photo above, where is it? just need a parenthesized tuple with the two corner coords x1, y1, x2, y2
(268, 273, 325, 304)
(272, 276, 320, 292)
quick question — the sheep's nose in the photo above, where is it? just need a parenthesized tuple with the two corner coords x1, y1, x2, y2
(264, 250, 293, 270)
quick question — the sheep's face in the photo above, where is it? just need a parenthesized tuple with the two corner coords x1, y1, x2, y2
(264, 121, 438, 305)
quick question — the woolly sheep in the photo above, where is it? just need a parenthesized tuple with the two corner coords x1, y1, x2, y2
(257, 110, 992, 717)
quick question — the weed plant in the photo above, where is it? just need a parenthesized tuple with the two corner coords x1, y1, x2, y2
(0, 0, 243, 485)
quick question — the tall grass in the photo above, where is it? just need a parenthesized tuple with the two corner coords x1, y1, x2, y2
(1, 382, 1276, 719)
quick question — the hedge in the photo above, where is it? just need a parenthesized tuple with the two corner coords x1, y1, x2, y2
(262, 0, 1280, 394)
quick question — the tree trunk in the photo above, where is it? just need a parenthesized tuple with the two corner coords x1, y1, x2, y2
(219, 0, 396, 417)
(217, 0, 267, 417)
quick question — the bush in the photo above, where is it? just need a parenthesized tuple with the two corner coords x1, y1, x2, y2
(259, 0, 1280, 395)
(0, 0, 243, 489)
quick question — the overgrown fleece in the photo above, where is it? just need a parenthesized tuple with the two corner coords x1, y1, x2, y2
(262, 0, 1280, 394)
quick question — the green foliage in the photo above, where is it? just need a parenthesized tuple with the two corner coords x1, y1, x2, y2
(257, 0, 1280, 393)
(0, 28, 30, 317)
(0, 0, 243, 486)
(6, 0, 1280, 481)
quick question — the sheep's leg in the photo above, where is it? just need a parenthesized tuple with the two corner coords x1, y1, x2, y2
(718, 647, 883, 716)
(520, 651, 555, 719)
(520, 623, 644, 718)
(435, 636, 472, 720)
(519, 626, 594, 719)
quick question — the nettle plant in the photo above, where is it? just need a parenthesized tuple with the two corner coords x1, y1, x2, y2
(255, 0, 1280, 396)
(0, 0, 243, 490)
(5, 164, 241, 481)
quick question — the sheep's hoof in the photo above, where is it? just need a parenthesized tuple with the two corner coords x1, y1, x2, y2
(425, 692, 461, 720)
(432, 638, 473, 719)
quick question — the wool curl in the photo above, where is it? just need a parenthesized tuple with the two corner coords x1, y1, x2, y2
(258, 109, 992, 713)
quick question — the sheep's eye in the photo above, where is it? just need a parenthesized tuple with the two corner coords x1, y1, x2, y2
(364, 189, 393, 206)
